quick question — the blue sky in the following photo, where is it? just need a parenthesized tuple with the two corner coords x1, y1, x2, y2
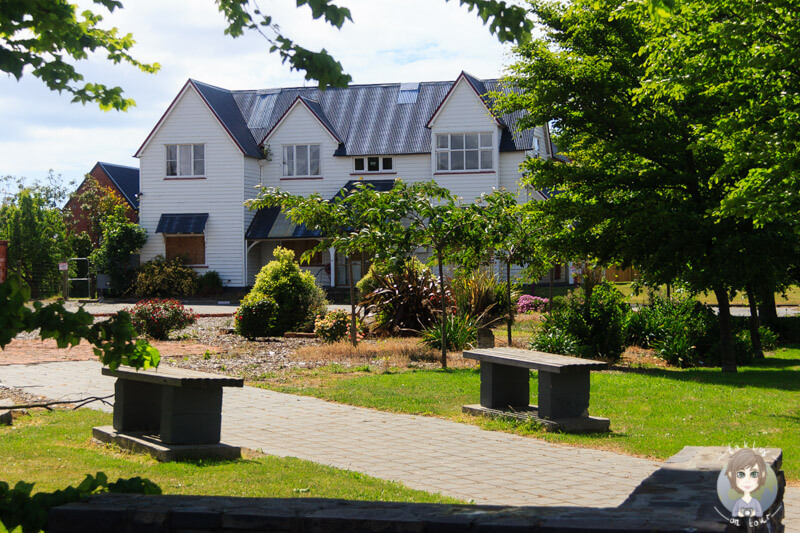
(0, 0, 517, 192)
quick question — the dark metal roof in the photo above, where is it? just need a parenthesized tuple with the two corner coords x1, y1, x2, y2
(204, 73, 540, 157)
(331, 179, 397, 200)
(245, 206, 321, 240)
(96, 162, 139, 210)
(191, 80, 262, 158)
(156, 213, 209, 234)
(247, 180, 396, 240)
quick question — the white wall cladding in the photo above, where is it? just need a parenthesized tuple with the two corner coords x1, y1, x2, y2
(138, 86, 246, 286)
(139, 79, 542, 288)
(431, 80, 498, 132)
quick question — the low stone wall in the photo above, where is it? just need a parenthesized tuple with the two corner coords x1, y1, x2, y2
(48, 446, 785, 532)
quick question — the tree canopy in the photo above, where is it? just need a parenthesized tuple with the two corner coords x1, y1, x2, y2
(494, 0, 800, 372)
(2, 0, 533, 110)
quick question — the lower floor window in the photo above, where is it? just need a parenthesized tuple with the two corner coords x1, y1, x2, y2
(165, 235, 205, 265)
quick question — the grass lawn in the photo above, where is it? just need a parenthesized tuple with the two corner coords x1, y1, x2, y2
(0, 409, 461, 504)
(256, 347, 800, 483)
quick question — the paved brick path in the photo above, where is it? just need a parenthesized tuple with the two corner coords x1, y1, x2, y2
(1, 360, 796, 529)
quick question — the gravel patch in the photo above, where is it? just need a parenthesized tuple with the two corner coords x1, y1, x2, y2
(160, 317, 325, 380)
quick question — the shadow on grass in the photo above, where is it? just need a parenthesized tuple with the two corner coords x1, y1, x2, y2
(607, 355, 800, 391)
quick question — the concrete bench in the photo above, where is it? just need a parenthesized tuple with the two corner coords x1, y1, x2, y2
(93, 366, 243, 461)
(462, 347, 609, 432)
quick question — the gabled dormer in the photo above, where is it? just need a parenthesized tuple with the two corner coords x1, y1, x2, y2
(260, 96, 344, 181)
(427, 72, 503, 175)
(135, 79, 261, 161)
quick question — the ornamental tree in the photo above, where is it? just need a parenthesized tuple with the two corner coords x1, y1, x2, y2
(250, 181, 409, 347)
(473, 189, 553, 345)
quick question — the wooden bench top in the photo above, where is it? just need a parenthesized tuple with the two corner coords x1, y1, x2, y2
(102, 366, 244, 388)
(463, 347, 607, 373)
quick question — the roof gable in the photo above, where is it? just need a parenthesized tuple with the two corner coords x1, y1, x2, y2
(425, 71, 504, 129)
(261, 96, 343, 145)
(140, 74, 538, 159)
(134, 80, 261, 159)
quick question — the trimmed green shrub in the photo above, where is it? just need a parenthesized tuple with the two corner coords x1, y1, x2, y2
(197, 270, 223, 296)
(626, 295, 718, 366)
(127, 299, 196, 340)
(534, 282, 629, 362)
(248, 247, 328, 334)
(234, 294, 280, 339)
(315, 309, 364, 343)
(134, 256, 198, 297)
(356, 262, 391, 297)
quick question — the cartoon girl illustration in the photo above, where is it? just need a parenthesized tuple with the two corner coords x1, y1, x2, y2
(725, 448, 767, 518)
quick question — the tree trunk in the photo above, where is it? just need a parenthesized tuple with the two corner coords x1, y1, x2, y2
(746, 284, 763, 358)
(347, 255, 357, 347)
(437, 250, 447, 369)
(757, 285, 779, 330)
(548, 265, 554, 313)
(714, 288, 737, 373)
(506, 261, 513, 346)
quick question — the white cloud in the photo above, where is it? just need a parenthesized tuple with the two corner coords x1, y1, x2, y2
(0, 0, 522, 187)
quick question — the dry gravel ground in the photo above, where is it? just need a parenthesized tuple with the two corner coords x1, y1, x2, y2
(161, 317, 324, 379)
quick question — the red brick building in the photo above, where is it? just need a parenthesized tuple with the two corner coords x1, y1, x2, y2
(64, 162, 139, 239)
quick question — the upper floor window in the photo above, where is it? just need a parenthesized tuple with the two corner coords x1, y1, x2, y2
(354, 156, 393, 173)
(435, 133, 493, 172)
(166, 144, 204, 177)
(283, 144, 321, 177)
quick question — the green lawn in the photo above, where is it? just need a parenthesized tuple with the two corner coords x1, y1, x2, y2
(258, 347, 800, 481)
(0, 409, 460, 503)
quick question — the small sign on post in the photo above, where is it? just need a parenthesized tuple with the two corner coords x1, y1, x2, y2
(59, 262, 69, 271)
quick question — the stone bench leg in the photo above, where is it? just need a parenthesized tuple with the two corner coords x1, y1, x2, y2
(160, 387, 223, 445)
(480, 362, 530, 410)
(538, 370, 590, 419)
(113, 379, 162, 433)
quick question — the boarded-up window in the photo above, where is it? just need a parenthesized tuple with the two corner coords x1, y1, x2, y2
(281, 239, 322, 265)
(165, 235, 205, 265)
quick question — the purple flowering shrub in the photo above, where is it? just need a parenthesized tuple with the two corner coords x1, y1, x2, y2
(516, 294, 549, 313)
(127, 299, 196, 340)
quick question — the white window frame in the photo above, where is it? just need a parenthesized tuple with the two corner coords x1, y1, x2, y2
(166, 144, 205, 177)
(434, 132, 493, 172)
(283, 144, 321, 177)
(353, 156, 394, 173)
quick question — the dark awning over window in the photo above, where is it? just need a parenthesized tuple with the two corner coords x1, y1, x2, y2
(245, 207, 320, 240)
(156, 213, 209, 234)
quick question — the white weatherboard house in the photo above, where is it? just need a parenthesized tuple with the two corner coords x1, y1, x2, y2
(135, 71, 564, 288)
